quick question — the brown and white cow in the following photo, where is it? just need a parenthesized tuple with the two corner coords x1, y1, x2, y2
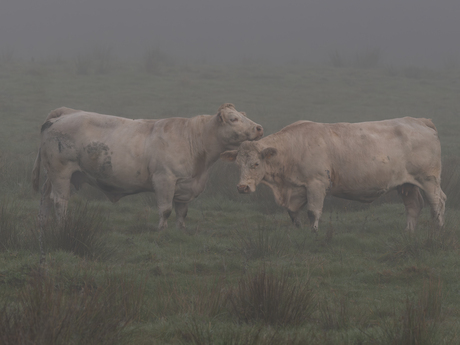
(221, 117, 446, 232)
(33, 103, 263, 230)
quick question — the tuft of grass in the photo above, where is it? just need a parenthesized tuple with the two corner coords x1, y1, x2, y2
(41, 201, 113, 259)
(179, 319, 263, 345)
(0, 269, 145, 345)
(228, 266, 315, 325)
(381, 223, 458, 263)
(0, 199, 22, 250)
(318, 293, 351, 331)
(442, 156, 460, 208)
(376, 275, 443, 345)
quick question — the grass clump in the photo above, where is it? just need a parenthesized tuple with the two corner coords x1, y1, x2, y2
(0, 269, 145, 345)
(0, 199, 22, 250)
(41, 201, 112, 259)
(376, 275, 443, 345)
(228, 266, 315, 325)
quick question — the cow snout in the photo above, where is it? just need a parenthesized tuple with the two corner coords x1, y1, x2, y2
(237, 184, 251, 194)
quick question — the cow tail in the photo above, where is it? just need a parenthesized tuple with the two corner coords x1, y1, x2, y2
(32, 148, 41, 192)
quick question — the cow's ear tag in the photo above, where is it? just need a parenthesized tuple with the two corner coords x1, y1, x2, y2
(261, 147, 277, 160)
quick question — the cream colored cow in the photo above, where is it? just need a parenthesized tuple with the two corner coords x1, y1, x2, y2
(222, 117, 446, 232)
(33, 104, 263, 230)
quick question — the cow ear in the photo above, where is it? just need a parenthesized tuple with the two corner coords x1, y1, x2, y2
(220, 150, 238, 162)
(240, 111, 247, 117)
(261, 147, 277, 160)
(217, 111, 226, 123)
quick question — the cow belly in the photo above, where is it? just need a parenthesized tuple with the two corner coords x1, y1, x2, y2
(75, 169, 151, 194)
(331, 188, 389, 203)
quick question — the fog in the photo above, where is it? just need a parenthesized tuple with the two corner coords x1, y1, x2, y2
(1, 0, 460, 66)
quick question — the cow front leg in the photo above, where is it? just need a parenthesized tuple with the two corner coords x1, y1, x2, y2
(306, 182, 326, 233)
(153, 176, 176, 231)
(174, 201, 188, 230)
(284, 187, 307, 228)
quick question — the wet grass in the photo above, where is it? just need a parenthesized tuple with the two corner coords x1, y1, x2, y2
(0, 58, 460, 343)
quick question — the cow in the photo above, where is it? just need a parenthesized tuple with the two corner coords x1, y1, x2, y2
(221, 117, 446, 233)
(32, 103, 263, 230)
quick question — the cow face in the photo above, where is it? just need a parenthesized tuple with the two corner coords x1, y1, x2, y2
(216, 104, 263, 148)
(221, 141, 277, 194)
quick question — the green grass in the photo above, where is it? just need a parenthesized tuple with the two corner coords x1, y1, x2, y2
(0, 57, 460, 344)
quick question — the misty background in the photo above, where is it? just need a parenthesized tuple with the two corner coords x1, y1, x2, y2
(2, 0, 460, 66)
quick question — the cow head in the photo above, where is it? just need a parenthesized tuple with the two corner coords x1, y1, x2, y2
(221, 141, 277, 194)
(216, 103, 263, 149)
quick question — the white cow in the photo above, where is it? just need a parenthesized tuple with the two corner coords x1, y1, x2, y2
(33, 103, 263, 230)
(222, 117, 446, 232)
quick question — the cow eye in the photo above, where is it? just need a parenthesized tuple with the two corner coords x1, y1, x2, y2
(230, 117, 238, 122)
(251, 162, 259, 169)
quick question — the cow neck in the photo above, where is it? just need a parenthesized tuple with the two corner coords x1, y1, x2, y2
(262, 137, 288, 181)
(189, 115, 223, 170)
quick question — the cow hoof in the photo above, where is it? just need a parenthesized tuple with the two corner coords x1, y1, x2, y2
(176, 223, 186, 231)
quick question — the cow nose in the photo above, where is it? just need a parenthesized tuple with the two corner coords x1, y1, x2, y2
(237, 184, 250, 194)
(256, 125, 263, 133)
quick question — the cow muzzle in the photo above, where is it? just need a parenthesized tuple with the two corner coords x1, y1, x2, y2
(237, 184, 252, 194)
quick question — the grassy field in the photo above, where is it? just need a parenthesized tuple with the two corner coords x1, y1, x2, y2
(1, 54, 460, 344)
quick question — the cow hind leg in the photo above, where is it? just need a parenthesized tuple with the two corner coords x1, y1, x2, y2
(38, 178, 53, 228)
(49, 175, 72, 223)
(153, 177, 176, 231)
(174, 201, 188, 230)
(419, 177, 446, 229)
(398, 183, 424, 232)
(288, 210, 302, 228)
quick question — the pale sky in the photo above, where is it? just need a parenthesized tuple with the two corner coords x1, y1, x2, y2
(1, 0, 459, 65)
